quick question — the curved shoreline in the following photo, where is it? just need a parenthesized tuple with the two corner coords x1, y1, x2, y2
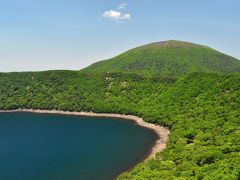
(0, 109, 169, 161)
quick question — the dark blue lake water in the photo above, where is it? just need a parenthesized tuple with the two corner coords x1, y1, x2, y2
(0, 112, 158, 180)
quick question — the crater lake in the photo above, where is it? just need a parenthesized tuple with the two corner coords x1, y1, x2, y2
(0, 112, 158, 180)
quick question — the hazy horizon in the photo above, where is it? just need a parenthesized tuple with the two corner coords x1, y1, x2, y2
(1, 39, 240, 73)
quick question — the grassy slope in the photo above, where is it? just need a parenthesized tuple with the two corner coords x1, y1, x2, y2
(84, 40, 240, 77)
(0, 71, 240, 179)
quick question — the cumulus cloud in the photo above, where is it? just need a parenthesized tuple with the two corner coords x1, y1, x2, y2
(103, 10, 131, 21)
(102, 2, 131, 22)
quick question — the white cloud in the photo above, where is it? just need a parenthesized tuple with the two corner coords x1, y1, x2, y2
(103, 10, 131, 21)
(118, 3, 127, 10)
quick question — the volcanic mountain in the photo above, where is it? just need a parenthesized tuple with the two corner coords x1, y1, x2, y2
(85, 40, 240, 77)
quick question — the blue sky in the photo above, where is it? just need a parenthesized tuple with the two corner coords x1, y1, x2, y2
(0, 0, 240, 72)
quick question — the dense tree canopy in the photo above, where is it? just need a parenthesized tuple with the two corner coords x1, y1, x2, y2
(0, 70, 239, 179)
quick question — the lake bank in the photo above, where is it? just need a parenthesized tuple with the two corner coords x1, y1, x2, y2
(0, 109, 169, 161)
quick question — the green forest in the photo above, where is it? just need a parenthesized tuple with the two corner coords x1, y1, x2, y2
(0, 71, 239, 179)
(0, 41, 240, 179)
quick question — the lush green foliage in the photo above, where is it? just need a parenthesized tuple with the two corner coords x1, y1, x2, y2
(84, 40, 240, 77)
(119, 73, 240, 179)
(0, 70, 239, 179)
(1, 41, 240, 179)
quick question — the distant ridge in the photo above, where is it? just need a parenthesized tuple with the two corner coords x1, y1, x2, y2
(84, 40, 240, 77)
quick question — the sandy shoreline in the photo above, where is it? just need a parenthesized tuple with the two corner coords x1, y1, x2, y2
(0, 109, 169, 160)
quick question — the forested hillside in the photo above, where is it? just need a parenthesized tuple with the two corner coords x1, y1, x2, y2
(0, 71, 239, 179)
(84, 40, 240, 77)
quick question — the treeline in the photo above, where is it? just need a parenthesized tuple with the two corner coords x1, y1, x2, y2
(0, 71, 239, 179)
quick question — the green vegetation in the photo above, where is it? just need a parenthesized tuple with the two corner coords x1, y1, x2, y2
(0, 40, 240, 179)
(84, 40, 240, 77)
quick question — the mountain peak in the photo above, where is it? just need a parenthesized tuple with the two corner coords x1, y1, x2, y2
(85, 40, 240, 77)
(138, 40, 208, 49)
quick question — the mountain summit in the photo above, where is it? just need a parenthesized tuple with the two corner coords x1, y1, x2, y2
(85, 40, 240, 76)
